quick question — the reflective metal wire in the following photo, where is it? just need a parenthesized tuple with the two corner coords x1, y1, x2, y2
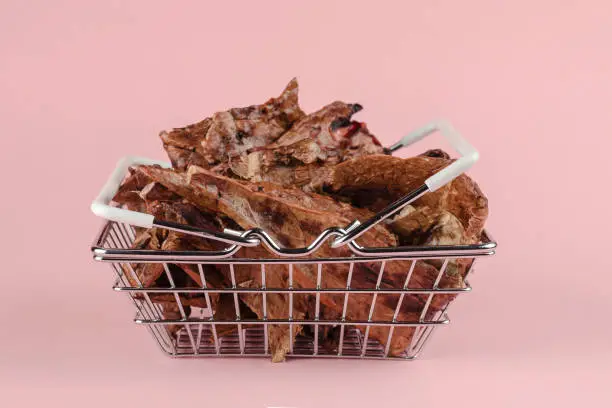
(94, 220, 495, 360)
(90, 121, 496, 360)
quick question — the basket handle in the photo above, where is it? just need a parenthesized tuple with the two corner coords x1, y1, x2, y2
(90, 156, 260, 247)
(91, 156, 169, 229)
(331, 120, 478, 248)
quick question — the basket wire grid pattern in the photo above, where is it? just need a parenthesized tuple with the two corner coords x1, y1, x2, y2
(94, 220, 493, 360)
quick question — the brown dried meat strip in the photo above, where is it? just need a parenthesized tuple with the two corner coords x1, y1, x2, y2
(265, 101, 365, 162)
(113, 167, 178, 209)
(162, 303, 191, 337)
(117, 198, 227, 288)
(118, 199, 229, 314)
(112, 166, 154, 206)
(119, 229, 165, 287)
(140, 263, 212, 309)
(211, 294, 259, 338)
(114, 190, 279, 354)
(230, 103, 386, 183)
(322, 154, 489, 242)
(137, 165, 396, 247)
(135, 165, 460, 356)
(117, 163, 465, 357)
(235, 267, 309, 362)
(160, 79, 305, 169)
(389, 207, 472, 279)
(163, 144, 210, 170)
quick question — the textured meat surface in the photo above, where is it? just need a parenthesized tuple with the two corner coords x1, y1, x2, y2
(113, 160, 480, 357)
(135, 164, 462, 355)
(162, 303, 191, 337)
(163, 144, 210, 170)
(211, 294, 259, 339)
(266, 101, 364, 160)
(137, 164, 397, 247)
(389, 206, 473, 279)
(112, 166, 154, 206)
(322, 154, 489, 242)
(231, 102, 386, 183)
(159, 79, 304, 170)
(157, 79, 386, 188)
(119, 229, 166, 287)
(115, 176, 307, 361)
(114, 194, 256, 342)
(232, 255, 311, 362)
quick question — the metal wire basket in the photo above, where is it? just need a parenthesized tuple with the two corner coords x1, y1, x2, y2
(90, 121, 497, 360)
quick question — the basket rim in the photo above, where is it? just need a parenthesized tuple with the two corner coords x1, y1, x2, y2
(91, 220, 497, 263)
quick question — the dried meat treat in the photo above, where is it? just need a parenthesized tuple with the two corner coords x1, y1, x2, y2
(135, 164, 461, 356)
(137, 164, 396, 247)
(112, 166, 155, 206)
(324, 153, 488, 303)
(162, 303, 191, 337)
(142, 202, 237, 316)
(321, 154, 489, 242)
(262, 101, 368, 163)
(209, 294, 258, 339)
(388, 207, 472, 279)
(119, 228, 165, 287)
(159, 78, 305, 170)
(117, 196, 232, 315)
(115, 179, 293, 358)
(235, 264, 310, 362)
(142, 263, 210, 308)
(158, 78, 386, 188)
(114, 161, 471, 357)
(116, 196, 228, 288)
(113, 166, 179, 209)
(387, 206, 466, 246)
(111, 168, 152, 234)
(163, 144, 210, 170)
(132, 166, 380, 358)
(106, 75, 491, 360)
(139, 182, 180, 203)
(229, 102, 386, 183)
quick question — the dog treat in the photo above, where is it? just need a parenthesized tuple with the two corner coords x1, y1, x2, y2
(159, 79, 386, 187)
(133, 164, 465, 355)
(160, 78, 304, 170)
(321, 154, 488, 242)
(162, 303, 191, 337)
(225, 101, 386, 184)
(109, 79, 489, 361)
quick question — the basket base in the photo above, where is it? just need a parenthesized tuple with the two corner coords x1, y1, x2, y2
(146, 325, 432, 360)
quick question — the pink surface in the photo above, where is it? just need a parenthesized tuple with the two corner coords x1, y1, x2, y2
(1, 1, 611, 406)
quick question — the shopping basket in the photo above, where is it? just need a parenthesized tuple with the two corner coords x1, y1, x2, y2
(90, 121, 497, 360)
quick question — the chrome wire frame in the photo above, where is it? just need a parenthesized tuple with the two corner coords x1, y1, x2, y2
(93, 220, 496, 360)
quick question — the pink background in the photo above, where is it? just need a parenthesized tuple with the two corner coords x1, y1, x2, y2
(1, 1, 611, 406)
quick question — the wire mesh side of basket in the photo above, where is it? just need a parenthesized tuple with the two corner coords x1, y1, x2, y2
(94, 220, 495, 360)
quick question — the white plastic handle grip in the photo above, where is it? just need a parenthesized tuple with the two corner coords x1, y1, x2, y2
(91, 156, 172, 228)
(390, 121, 479, 191)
